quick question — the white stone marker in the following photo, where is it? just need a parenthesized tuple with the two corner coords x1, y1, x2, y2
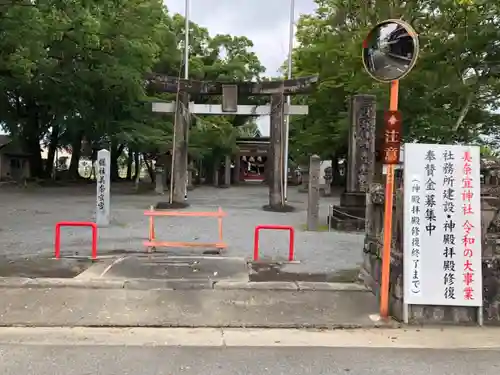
(96, 149, 111, 227)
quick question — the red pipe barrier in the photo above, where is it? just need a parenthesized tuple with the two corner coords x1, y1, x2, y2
(54, 221, 98, 260)
(253, 224, 295, 262)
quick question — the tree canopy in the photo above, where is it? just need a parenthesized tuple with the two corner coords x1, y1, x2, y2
(0, 0, 264, 179)
(288, 0, 500, 163)
(1, 0, 500, 181)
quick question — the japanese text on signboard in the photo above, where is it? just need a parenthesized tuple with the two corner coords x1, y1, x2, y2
(97, 158, 106, 211)
(442, 150, 456, 300)
(409, 176, 422, 296)
(403, 144, 482, 307)
(382, 110, 402, 165)
(462, 151, 476, 301)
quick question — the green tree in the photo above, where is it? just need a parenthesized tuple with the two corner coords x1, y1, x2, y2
(287, 0, 500, 163)
(0, 1, 266, 181)
(0, 0, 168, 179)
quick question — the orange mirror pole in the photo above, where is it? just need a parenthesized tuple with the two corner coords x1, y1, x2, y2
(380, 80, 399, 318)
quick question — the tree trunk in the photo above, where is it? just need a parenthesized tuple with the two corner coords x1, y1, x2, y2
(126, 149, 133, 180)
(143, 154, 155, 183)
(68, 132, 83, 179)
(133, 152, 140, 180)
(110, 143, 125, 181)
(88, 148, 98, 180)
(23, 103, 44, 179)
(44, 125, 59, 178)
(213, 162, 219, 187)
(203, 160, 213, 184)
(26, 136, 43, 179)
(110, 142, 125, 181)
(331, 153, 339, 186)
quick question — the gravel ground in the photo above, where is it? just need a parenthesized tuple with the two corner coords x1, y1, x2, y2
(0, 184, 363, 275)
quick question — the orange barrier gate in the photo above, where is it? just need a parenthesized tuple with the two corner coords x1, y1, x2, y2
(143, 206, 227, 252)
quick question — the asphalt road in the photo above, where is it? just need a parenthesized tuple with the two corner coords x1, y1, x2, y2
(369, 50, 408, 81)
(1, 346, 499, 375)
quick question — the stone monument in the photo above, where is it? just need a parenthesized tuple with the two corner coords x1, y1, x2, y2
(329, 95, 376, 231)
(307, 154, 321, 231)
(96, 149, 110, 227)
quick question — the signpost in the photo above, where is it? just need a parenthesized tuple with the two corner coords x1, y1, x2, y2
(403, 144, 483, 324)
(362, 19, 419, 319)
(96, 149, 110, 227)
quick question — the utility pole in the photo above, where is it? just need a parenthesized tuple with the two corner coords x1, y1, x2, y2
(184, 0, 189, 79)
(283, 0, 295, 201)
(183, 0, 190, 200)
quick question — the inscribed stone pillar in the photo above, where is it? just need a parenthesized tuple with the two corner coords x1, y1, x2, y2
(224, 154, 231, 187)
(213, 160, 220, 187)
(268, 93, 285, 208)
(323, 166, 333, 196)
(346, 95, 376, 193)
(96, 149, 110, 227)
(155, 164, 164, 195)
(307, 154, 320, 231)
(299, 166, 309, 193)
(155, 153, 167, 194)
(373, 110, 386, 183)
(172, 92, 189, 203)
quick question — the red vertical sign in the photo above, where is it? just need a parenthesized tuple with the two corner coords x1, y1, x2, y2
(383, 110, 402, 165)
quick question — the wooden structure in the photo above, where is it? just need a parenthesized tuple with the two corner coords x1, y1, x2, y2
(235, 137, 270, 184)
(0, 135, 30, 181)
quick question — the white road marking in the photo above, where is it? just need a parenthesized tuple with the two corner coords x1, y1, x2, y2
(99, 256, 129, 278)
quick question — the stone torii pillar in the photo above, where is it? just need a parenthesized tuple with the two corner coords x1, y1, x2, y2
(147, 74, 318, 210)
(268, 93, 285, 210)
(172, 91, 189, 205)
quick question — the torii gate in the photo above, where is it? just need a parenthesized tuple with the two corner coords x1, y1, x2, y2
(147, 74, 318, 211)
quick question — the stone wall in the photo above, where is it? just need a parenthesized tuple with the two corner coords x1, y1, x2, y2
(361, 183, 500, 325)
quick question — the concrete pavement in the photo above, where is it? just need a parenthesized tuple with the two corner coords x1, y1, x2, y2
(1, 327, 500, 375)
(0, 287, 384, 328)
(0, 326, 499, 348)
(0, 246, 377, 330)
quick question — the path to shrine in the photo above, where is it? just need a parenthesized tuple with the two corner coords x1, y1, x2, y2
(0, 184, 362, 278)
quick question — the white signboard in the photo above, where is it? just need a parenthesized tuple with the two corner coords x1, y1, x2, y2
(404, 143, 482, 307)
(96, 149, 110, 227)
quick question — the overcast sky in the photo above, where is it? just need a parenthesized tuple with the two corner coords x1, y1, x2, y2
(164, 0, 317, 76)
(163, 0, 318, 135)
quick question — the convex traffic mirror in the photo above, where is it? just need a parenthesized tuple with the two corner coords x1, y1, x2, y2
(362, 19, 419, 83)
